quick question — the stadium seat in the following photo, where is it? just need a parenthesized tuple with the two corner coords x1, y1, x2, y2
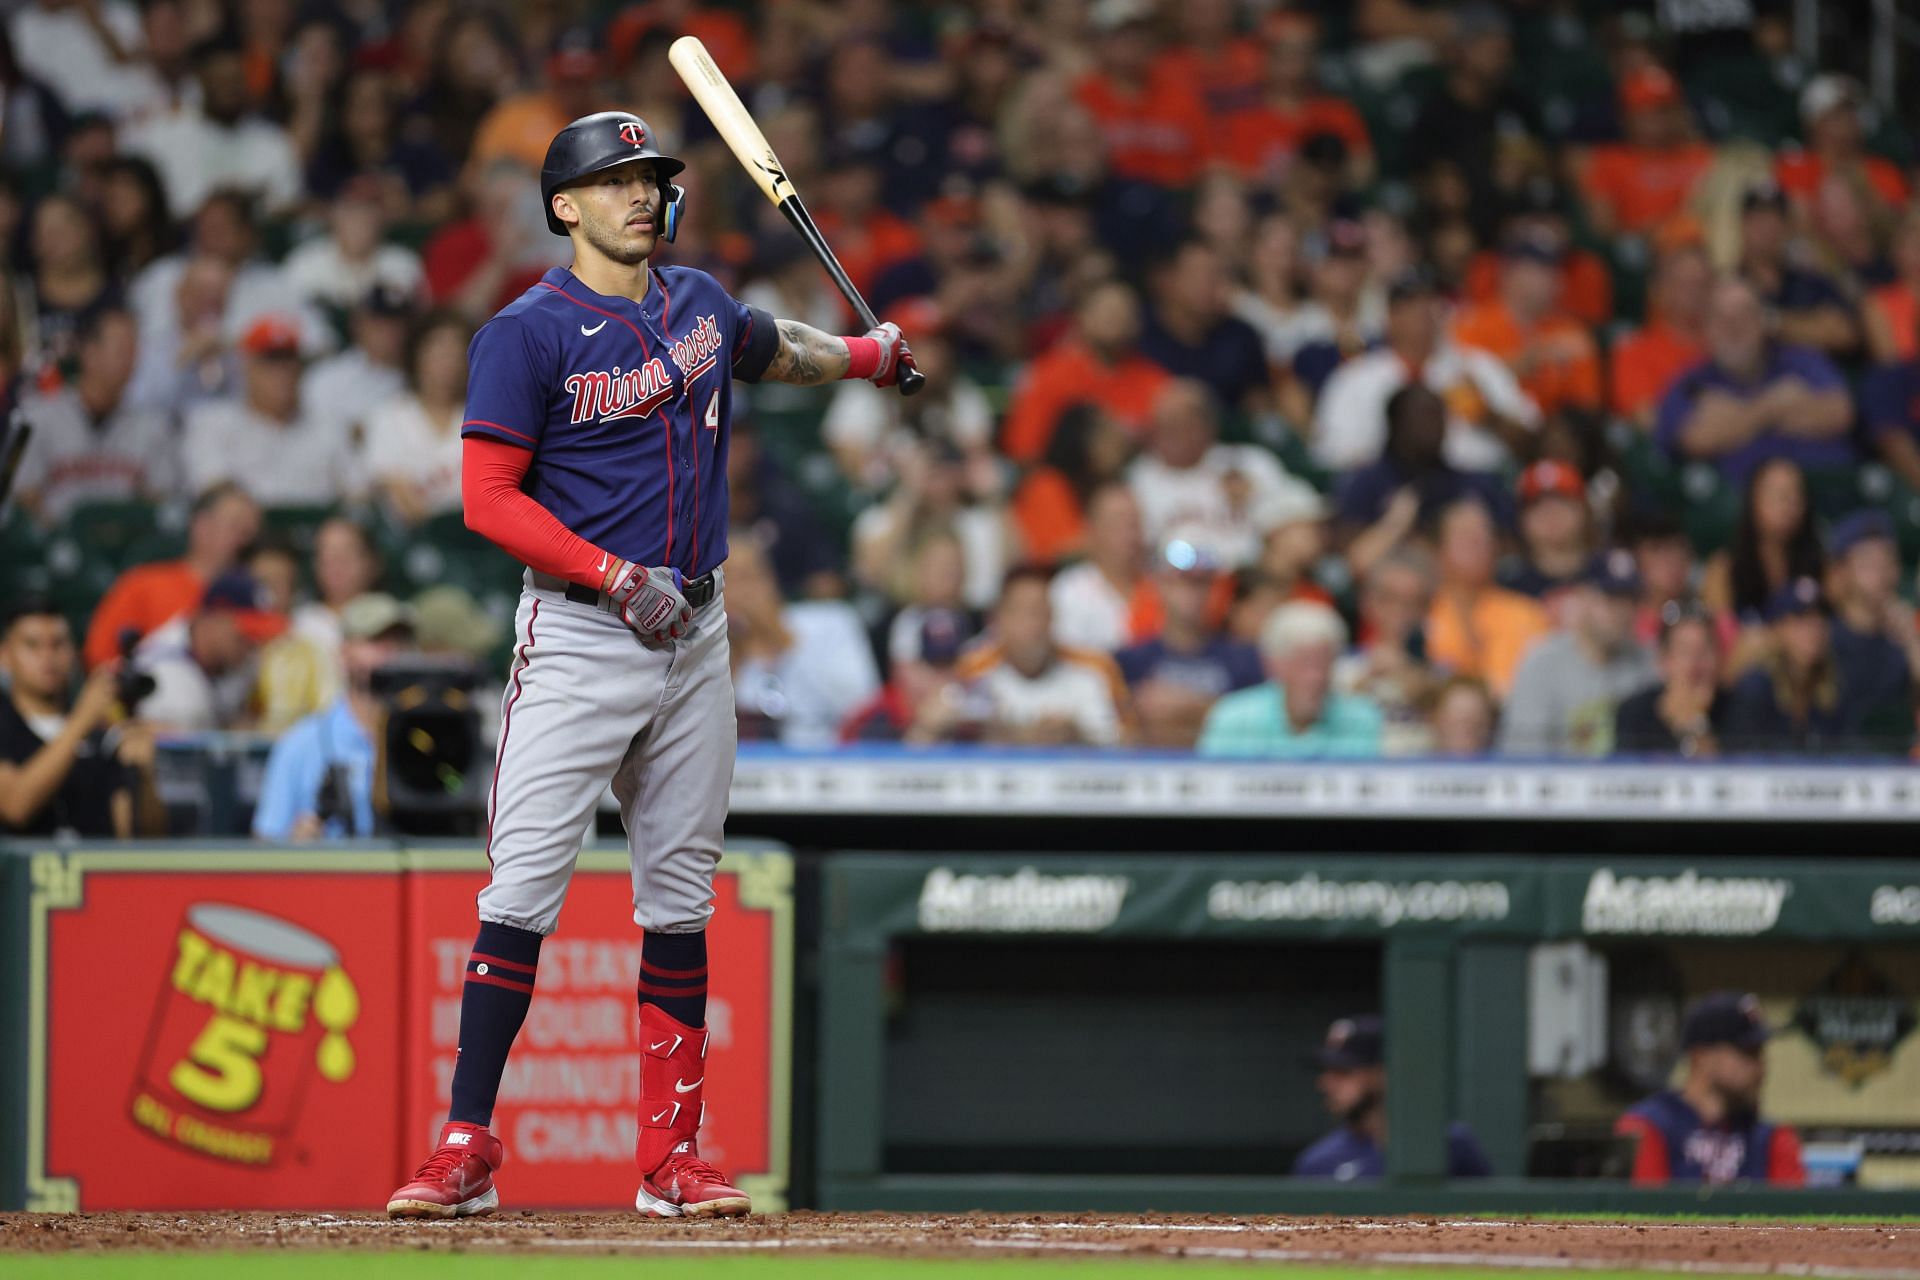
(0, 506, 52, 602)
(1805, 463, 1877, 522)
(1609, 421, 1682, 512)
(259, 504, 341, 559)
(1688, 54, 1801, 147)
(1678, 464, 1741, 556)
(39, 534, 120, 638)
(61, 500, 162, 571)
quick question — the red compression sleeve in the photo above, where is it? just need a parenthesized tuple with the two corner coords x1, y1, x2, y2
(461, 437, 613, 589)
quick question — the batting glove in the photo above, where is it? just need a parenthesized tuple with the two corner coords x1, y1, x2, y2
(863, 321, 916, 389)
(606, 560, 692, 642)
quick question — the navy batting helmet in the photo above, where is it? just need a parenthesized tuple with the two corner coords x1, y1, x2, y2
(540, 111, 687, 241)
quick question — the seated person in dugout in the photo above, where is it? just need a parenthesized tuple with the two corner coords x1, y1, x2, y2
(1615, 991, 1805, 1186)
(1293, 1014, 1493, 1180)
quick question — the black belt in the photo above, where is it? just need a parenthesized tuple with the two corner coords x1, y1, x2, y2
(557, 569, 718, 610)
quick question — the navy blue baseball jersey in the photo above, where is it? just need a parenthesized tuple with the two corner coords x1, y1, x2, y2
(461, 265, 779, 578)
(1616, 1089, 1804, 1186)
(1292, 1123, 1492, 1181)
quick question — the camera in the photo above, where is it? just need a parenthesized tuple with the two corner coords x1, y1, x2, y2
(115, 628, 157, 714)
(369, 656, 485, 835)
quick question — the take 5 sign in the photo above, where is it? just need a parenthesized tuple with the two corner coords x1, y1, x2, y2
(15, 847, 792, 1211)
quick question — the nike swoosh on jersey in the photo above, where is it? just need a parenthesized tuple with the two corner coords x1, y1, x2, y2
(580, 320, 608, 336)
(674, 1077, 703, 1093)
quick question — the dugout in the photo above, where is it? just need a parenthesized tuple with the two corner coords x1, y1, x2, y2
(809, 850, 1920, 1214)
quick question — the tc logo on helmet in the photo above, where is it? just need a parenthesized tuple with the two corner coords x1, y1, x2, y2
(619, 121, 647, 146)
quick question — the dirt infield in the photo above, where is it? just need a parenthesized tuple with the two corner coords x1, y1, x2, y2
(5, 1212, 1920, 1274)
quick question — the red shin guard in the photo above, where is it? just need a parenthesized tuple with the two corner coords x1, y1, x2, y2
(636, 1003, 707, 1175)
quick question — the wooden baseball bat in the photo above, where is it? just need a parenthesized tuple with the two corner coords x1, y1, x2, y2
(668, 35, 925, 396)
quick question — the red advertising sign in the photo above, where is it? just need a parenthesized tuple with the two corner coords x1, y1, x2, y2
(403, 849, 791, 1208)
(37, 854, 407, 1210)
(21, 847, 792, 1212)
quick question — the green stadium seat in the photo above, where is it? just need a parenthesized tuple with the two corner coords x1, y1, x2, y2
(0, 506, 53, 603)
(1510, 10, 1612, 141)
(1677, 463, 1741, 556)
(1804, 464, 1874, 522)
(1689, 54, 1800, 148)
(38, 534, 119, 637)
(395, 512, 509, 596)
(1888, 485, 1920, 566)
(1609, 420, 1682, 511)
(259, 504, 340, 559)
(1605, 235, 1653, 332)
(61, 500, 160, 571)
(0, 503, 43, 559)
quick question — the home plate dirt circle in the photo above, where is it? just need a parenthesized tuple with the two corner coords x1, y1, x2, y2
(5, 1212, 1920, 1274)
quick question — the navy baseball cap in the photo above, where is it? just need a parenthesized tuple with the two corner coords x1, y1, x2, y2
(1830, 509, 1896, 559)
(1762, 575, 1826, 623)
(1585, 548, 1642, 597)
(915, 607, 971, 667)
(201, 571, 287, 643)
(1313, 1015, 1384, 1070)
(1681, 991, 1771, 1052)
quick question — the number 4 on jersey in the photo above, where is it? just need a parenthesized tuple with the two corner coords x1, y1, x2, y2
(704, 388, 720, 432)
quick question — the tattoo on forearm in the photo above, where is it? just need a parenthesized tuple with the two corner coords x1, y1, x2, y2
(767, 319, 850, 386)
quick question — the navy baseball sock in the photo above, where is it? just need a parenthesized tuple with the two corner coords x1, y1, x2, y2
(638, 930, 707, 1027)
(448, 921, 543, 1127)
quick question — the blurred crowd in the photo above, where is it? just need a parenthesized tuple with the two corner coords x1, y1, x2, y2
(6, 0, 1920, 789)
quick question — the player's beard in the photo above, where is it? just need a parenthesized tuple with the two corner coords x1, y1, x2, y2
(583, 199, 660, 266)
(1713, 1079, 1760, 1123)
(1341, 1084, 1384, 1129)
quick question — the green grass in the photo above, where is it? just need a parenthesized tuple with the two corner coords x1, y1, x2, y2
(0, 1258, 1735, 1280)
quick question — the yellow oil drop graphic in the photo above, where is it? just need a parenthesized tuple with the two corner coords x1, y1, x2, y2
(313, 966, 361, 1083)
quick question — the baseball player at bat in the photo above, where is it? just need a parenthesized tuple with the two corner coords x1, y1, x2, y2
(385, 111, 915, 1221)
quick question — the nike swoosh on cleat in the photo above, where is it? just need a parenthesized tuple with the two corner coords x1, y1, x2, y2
(581, 320, 608, 336)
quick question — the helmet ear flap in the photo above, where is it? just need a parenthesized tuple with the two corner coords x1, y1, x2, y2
(662, 183, 686, 243)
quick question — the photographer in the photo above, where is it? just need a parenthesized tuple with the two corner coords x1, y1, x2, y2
(252, 593, 415, 842)
(0, 599, 164, 838)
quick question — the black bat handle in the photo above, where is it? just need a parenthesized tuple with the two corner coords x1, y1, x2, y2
(779, 197, 925, 397)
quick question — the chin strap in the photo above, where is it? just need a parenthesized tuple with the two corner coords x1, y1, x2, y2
(661, 183, 686, 243)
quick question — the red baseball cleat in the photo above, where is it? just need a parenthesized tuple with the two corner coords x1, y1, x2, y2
(636, 1138, 751, 1218)
(386, 1121, 503, 1218)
